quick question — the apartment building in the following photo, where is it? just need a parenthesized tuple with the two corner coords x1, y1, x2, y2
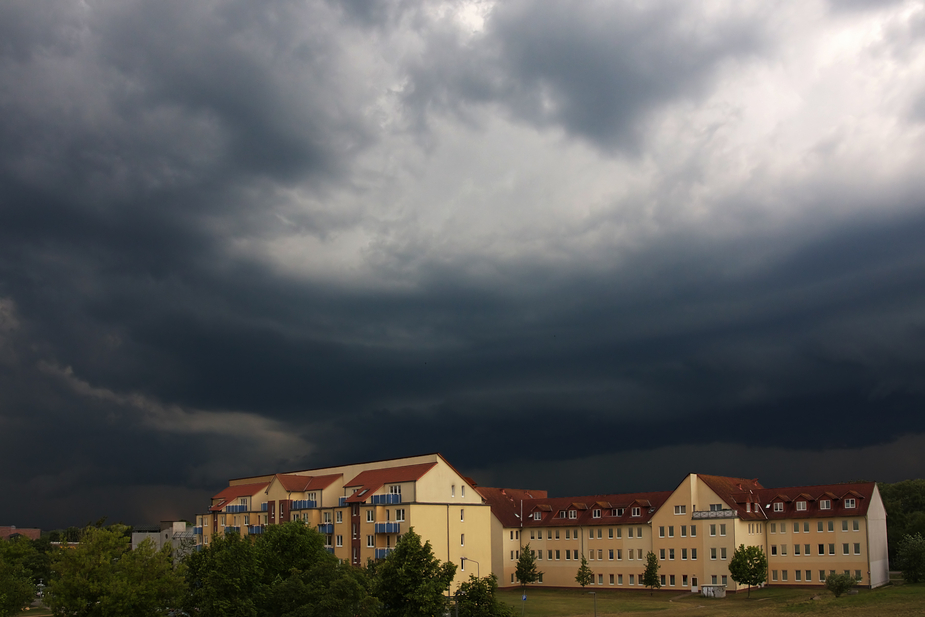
(196, 455, 888, 592)
(194, 453, 492, 588)
(481, 473, 889, 591)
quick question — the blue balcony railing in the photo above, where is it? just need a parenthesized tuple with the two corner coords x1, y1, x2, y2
(193, 527, 203, 535)
(291, 499, 317, 510)
(226, 504, 248, 513)
(261, 503, 268, 511)
(223, 526, 241, 535)
(248, 525, 264, 535)
(371, 494, 402, 505)
(326, 547, 335, 554)
(375, 548, 394, 559)
(317, 523, 334, 534)
(339, 497, 347, 507)
(375, 522, 401, 534)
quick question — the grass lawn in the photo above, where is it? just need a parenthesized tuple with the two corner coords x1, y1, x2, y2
(497, 584, 925, 617)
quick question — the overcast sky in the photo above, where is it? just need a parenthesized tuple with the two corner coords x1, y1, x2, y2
(2, 0, 925, 529)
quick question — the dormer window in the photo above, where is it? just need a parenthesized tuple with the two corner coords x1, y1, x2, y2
(631, 507, 641, 517)
(558, 510, 566, 519)
(568, 510, 577, 519)
(533, 512, 541, 520)
(616, 508, 625, 517)
(845, 498, 856, 509)
(773, 502, 783, 512)
(796, 501, 806, 511)
(592, 509, 601, 519)
(820, 499, 831, 510)
(746, 503, 751, 512)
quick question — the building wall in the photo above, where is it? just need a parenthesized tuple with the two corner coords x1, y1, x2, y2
(867, 486, 889, 588)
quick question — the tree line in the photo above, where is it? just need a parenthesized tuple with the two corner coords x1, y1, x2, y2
(0, 522, 512, 617)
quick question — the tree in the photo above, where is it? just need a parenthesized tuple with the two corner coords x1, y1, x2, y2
(372, 527, 456, 617)
(728, 544, 767, 597)
(574, 554, 593, 588)
(185, 530, 262, 617)
(642, 551, 661, 595)
(0, 535, 51, 585)
(897, 533, 925, 583)
(878, 479, 925, 566)
(515, 543, 541, 593)
(825, 572, 859, 598)
(0, 560, 35, 617)
(48, 525, 186, 617)
(456, 574, 513, 617)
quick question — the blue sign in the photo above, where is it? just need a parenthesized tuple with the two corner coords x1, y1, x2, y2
(522, 595, 526, 601)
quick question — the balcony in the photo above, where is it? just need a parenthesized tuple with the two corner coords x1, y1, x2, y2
(291, 499, 317, 510)
(317, 523, 334, 534)
(370, 494, 402, 505)
(226, 504, 248, 513)
(692, 509, 738, 519)
(375, 522, 401, 534)
(248, 525, 265, 535)
(326, 547, 335, 554)
(339, 497, 347, 507)
(193, 527, 203, 535)
(223, 526, 241, 535)
(261, 503, 268, 512)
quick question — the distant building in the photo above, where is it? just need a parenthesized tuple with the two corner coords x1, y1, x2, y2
(0, 525, 41, 541)
(132, 521, 196, 559)
(196, 454, 889, 592)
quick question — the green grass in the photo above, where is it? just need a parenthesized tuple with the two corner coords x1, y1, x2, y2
(497, 584, 925, 617)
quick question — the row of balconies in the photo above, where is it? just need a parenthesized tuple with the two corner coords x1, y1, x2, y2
(370, 494, 402, 505)
(248, 525, 265, 535)
(316, 522, 401, 535)
(226, 504, 248, 513)
(223, 526, 241, 534)
(291, 499, 318, 510)
(692, 510, 738, 519)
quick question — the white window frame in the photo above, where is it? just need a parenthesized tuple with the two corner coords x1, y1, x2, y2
(796, 501, 806, 511)
(820, 499, 832, 510)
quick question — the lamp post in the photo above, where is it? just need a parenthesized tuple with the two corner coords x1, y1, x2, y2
(588, 591, 596, 617)
(460, 556, 479, 578)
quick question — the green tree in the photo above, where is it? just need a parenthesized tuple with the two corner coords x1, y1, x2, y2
(825, 572, 859, 598)
(372, 527, 456, 617)
(878, 479, 925, 566)
(0, 560, 35, 617)
(897, 533, 925, 583)
(0, 535, 51, 585)
(185, 530, 262, 617)
(642, 551, 661, 595)
(47, 525, 185, 617)
(728, 544, 767, 597)
(514, 543, 541, 593)
(574, 554, 593, 588)
(456, 573, 513, 617)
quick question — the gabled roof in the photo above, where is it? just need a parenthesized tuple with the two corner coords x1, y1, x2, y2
(475, 487, 548, 528)
(491, 491, 672, 528)
(210, 482, 269, 511)
(697, 474, 766, 521)
(343, 462, 438, 503)
(274, 473, 341, 493)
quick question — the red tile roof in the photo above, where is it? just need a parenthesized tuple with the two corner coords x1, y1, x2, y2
(210, 482, 269, 511)
(479, 488, 672, 528)
(274, 473, 341, 492)
(343, 462, 438, 503)
(696, 474, 766, 521)
(755, 482, 876, 519)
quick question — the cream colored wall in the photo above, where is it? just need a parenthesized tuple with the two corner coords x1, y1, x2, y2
(767, 516, 870, 586)
(488, 515, 505, 583)
(867, 486, 889, 588)
(413, 459, 482, 504)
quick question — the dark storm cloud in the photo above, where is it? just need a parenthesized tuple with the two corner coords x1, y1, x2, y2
(403, 0, 765, 151)
(1, 0, 925, 529)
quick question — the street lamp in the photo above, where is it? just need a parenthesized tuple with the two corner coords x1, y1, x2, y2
(588, 591, 596, 617)
(460, 556, 479, 578)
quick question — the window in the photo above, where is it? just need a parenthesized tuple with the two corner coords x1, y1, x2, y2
(451, 485, 455, 497)
(828, 521, 834, 532)
(323, 512, 330, 523)
(597, 528, 602, 539)
(616, 508, 625, 516)
(462, 486, 465, 498)
(806, 570, 812, 582)
(712, 575, 718, 584)
(770, 523, 776, 533)
(537, 550, 542, 560)
(669, 574, 675, 586)
(853, 520, 860, 531)
(805, 544, 810, 555)
(722, 575, 728, 586)
(691, 525, 697, 537)
(598, 574, 604, 585)
(367, 510, 374, 522)
(569, 510, 577, 519)
(774, 502, 784, 512)
(820, 570, 827, 582)
(629, 550, 634, 561)
(843, 543, 849, 555)
(781, 544, 787, 556)
(558, 511, 566, 519)
(710, 504, 722, 511)
(660, 575, 666, 586)
(367, 535, 374, 548)
(674, 505, 687, 514)
(336, 511, 343, 523)
(855, 570, 862, 581)
(842, 520, 849, 531)
(669, 549, 675, 560)
(565, 530, 571, 539)
(682, 548, 687, 560)
(794, 523, 800, 533)
(797, 501, 806, 511)
(796, 570, 802, 582)
(618, 574, 623, 585)
(598, 549, 603, 560)
(795, 544, 800, 556)
(637, 549, 643, 559)
(589, 529, 594, 539)
(511, 531, 515, 540)
(555, 530, 560, 539)
(818, 521, 824, 532)
(721, 547, 727, 560)
(691, 548, 697, 560)
(610, 574, 615, 585)
(659, 526, 664, 538)
(771, 545, 778, 556)
(336, 535, 343, 547)
(630, 574, 635, 585)
(609, 549, 614, 560)
(683, 575, 688, 587)
(628, 528, 634, 538)
(820, 499, 831, 510)
(711, 548, 717, 560)
(389, 484, 401, 495)
(593, 509, 601, 518)
(781, 571, 787, 582)
(395, 509, 405, 522)
(533, 512, 541, 520)
(710, 524, 716, 537)
(720, 524, 726, 536)
(681, 525, 687, 537)
(660, 549, 666, 560)
(829, 543, 835, 555)
(461, 534, 465, 546)
(589, 551, 594, 560)
(461, 509, 464, 522)
(631, 507, 641, 517)
(609, 528, 614, 539)
(845, 498, 856, 508)
(530, 530, 535, 539)
(637, 527, 642, 537)
(548, 530, 552, 539)
(617, 549, 622, 560)
(555, 550, 560, 560)
(804, 522, 810, 532)
(819, 544, 825, 555)
(854, 543, 861, 555)
(548, 550, 552, 559)
(772, 570, 778, 582)
(669, 526, 675, 538)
